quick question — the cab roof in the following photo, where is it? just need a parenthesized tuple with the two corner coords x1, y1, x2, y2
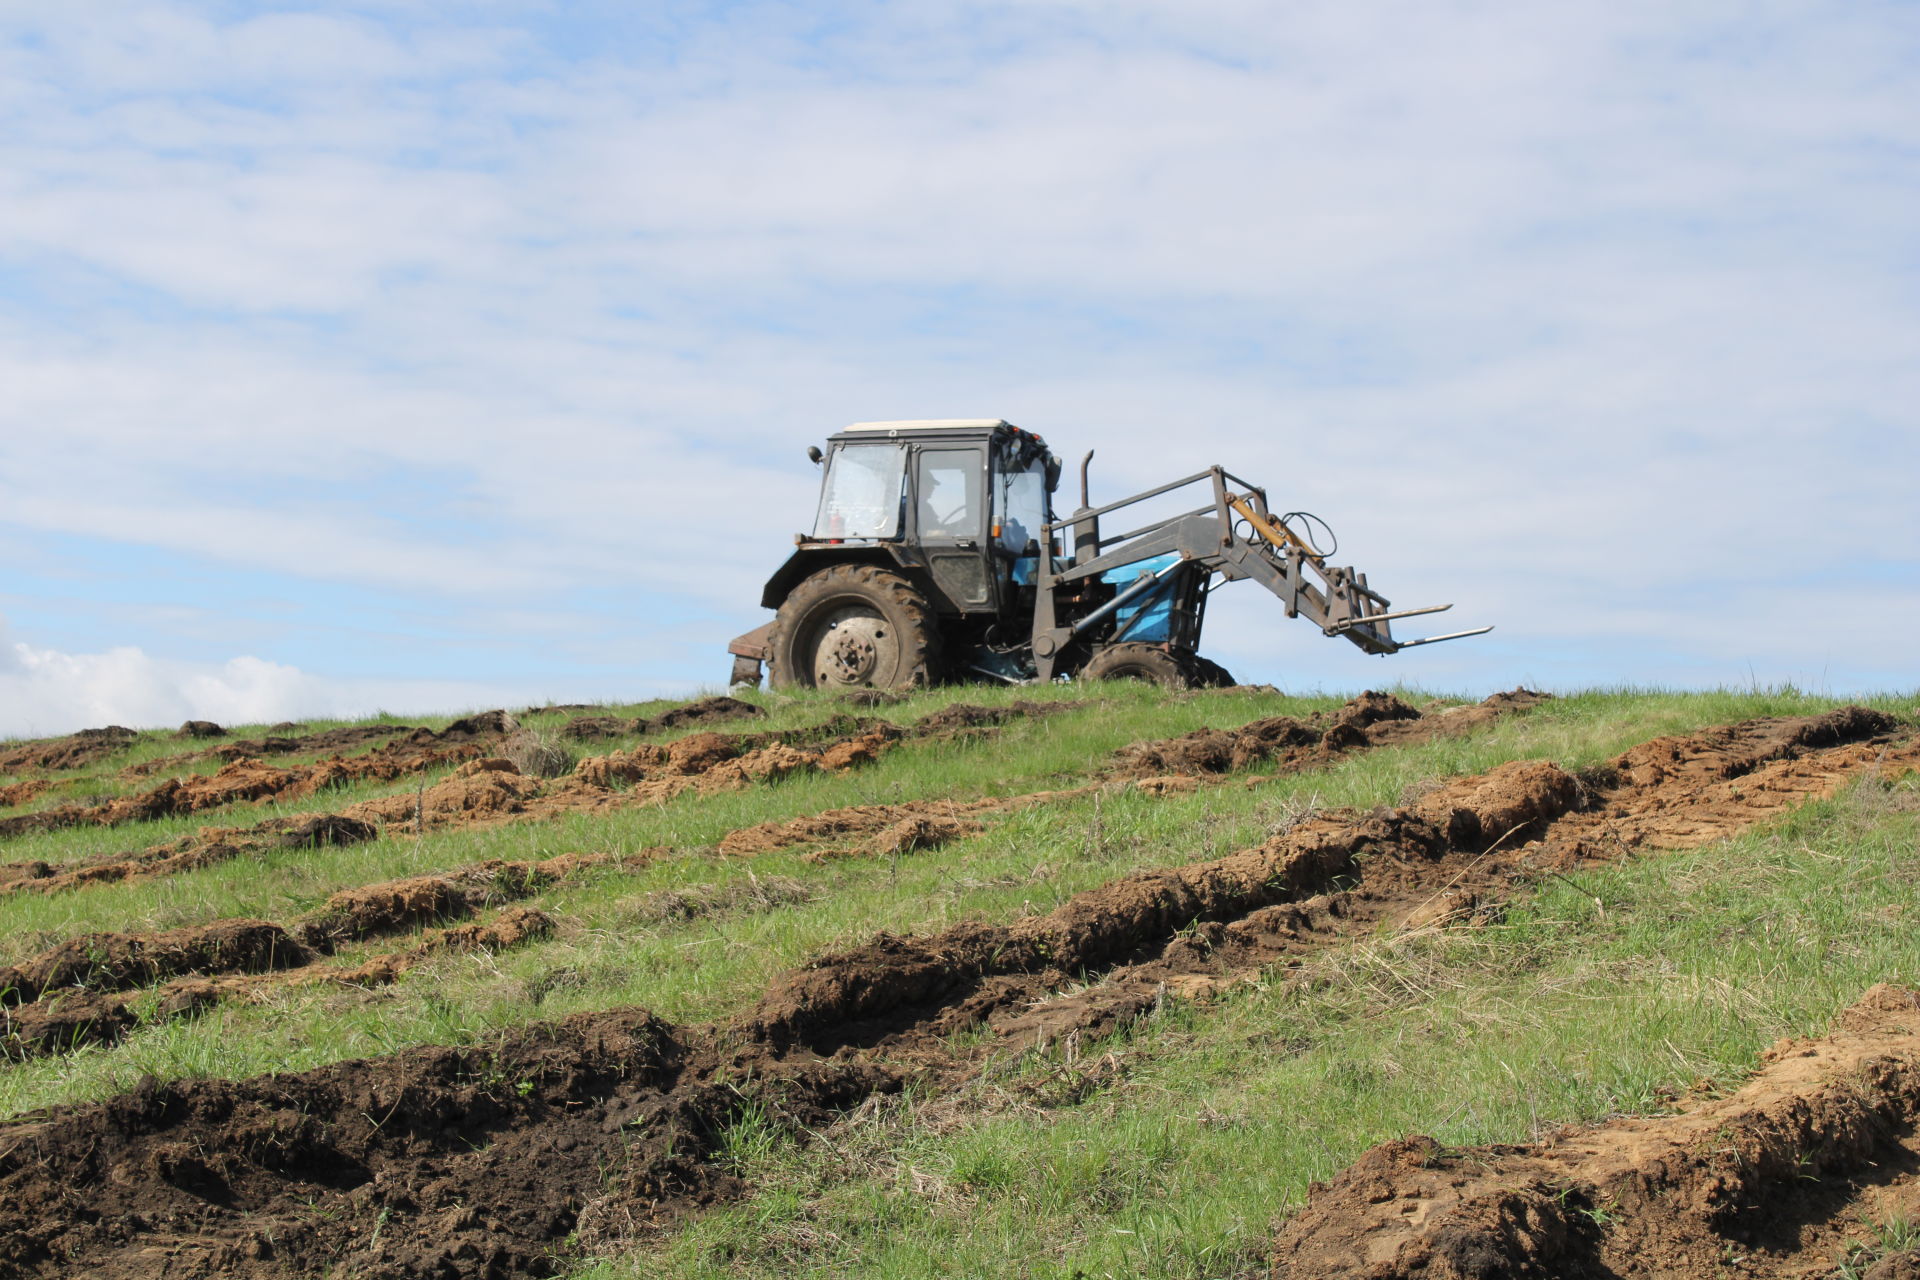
(840, 418, 1013, 433)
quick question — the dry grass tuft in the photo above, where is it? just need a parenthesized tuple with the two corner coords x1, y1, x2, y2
(502, 727, 576, 778)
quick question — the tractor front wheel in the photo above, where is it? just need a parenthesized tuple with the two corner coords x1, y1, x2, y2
(1080, 643, 1197, 689)
(767, 565, 942, 691)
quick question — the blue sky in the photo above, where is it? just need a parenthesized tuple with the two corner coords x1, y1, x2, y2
(2, 1, 1917, 735)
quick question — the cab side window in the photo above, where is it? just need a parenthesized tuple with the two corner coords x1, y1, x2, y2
(916, 449, 982, 540)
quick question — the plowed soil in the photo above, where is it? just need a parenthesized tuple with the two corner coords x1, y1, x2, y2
(0, 712, 900, 900)
(717, 690, 1539, 862)
(749, 706, 1913, 1063)
(0, 713, 518, 842)
(0, 1010, 899, 1279)
(559, 694, 765, 741)
(156, 906, 558, 1020)
(1, 705, 1909, 1278)
(124, 723, 419, 778)
(0, 726, 137, 774)
(0, 781, 51, 809)
(0, 919, 307, 1007)
(718, 791, 1076, 857)
(0, 813, 380, 900)
(1115, 688, 1547, 779)
(0, 850, 658, 1056)
(1267, 983, 1920, 1279)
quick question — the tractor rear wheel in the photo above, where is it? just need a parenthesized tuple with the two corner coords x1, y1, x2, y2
(1080, 642, 1197, 689)
(766, 565, 942, 691)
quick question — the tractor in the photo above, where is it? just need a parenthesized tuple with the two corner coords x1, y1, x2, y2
(727, 419, 1488, 690)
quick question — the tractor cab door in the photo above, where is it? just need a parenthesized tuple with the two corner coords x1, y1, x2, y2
(991, 442, 1051, 601)
(910, 445, 994, 611)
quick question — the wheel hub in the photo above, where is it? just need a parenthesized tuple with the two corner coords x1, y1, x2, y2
(815, 616, 891, 685)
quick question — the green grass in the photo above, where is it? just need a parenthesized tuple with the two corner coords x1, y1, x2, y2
(583, 767, 1920, 1280)
(3, 680, 1918, 1280)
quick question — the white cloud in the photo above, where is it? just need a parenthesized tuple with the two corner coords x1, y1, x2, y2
(0, 616, 533, 739)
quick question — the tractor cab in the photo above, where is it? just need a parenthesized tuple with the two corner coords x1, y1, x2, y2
(729, 419, 1062, 688)
(785, 419, 1061, 616)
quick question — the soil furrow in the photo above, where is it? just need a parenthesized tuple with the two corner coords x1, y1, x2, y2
(0, 850, 659, 1057)
(0, 718, 900, 899)
(1266, 983, 1920, 1279)
(0, 726, 138, 775)
(121, 723, 422, 779)
(0, 705, 1032, 903)
(746, 707, 1912, 1061)
(0, 712, 518, 843)
(718, 689, 1543, 860)
(0, 814, 381, 899)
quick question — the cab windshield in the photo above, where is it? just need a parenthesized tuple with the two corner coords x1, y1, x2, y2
(813, 444, 906, 539)
(994, 452, 1048, 553)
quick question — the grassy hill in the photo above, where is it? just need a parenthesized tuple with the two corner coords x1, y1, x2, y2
(1, 682, 1917, 1278)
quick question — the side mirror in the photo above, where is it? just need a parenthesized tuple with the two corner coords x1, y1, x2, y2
(1044, 455, 1063, 492)
(807, 446, 824, 465)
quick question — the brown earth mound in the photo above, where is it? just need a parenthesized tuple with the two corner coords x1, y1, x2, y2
(752, 705, 1911, 1061)
(2, 847, 654, 1053)
(0, 920, 308, 1006)
(561, 714, 634, 740)
(1, 990, 137, 1058)
(0, 1010, 894, 1279)
(1113, 689, 1534, 779)
(0, 834, 251, 897)
(561, 695, 766, 742)
(651, 695, 766, 732)
(341, 759, 544, 830)
(295, 876, 474, 949)
(159, 906, 561, 1018)
(0, 714, 522, 843)
(911, 700, 1060, 733)
(128, 725, 422, 778)
(0, 810, 380, 900)
(801, 814, 988, 864)
(0, 726, 137, 774)
(1328, 689, 1424, 730)
(1267, 984, 1920, 1280)
(0, 781, 50, 809)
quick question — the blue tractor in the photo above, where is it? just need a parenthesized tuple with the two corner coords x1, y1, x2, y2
(728, 419, 1488, 690)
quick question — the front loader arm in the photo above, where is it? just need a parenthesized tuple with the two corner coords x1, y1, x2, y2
(1034, 465, 1489, 671)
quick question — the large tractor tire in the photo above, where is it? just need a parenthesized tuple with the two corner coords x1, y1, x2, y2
(1080, 642, 1198, 689)
(766, 565, 942, 691)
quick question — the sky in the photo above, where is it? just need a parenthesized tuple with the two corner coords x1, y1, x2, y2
(1, 0, 1916, 737)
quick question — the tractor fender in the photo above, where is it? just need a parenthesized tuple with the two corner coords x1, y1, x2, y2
(760, 546, 911, 611)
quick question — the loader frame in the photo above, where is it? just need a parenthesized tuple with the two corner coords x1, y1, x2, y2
(1029, 465, 1486, 681)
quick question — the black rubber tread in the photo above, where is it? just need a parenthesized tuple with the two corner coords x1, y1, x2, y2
(1190, 656, 1237, 688)
(766, 565, 943, 691)
(1080, 642, 1197, 690)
